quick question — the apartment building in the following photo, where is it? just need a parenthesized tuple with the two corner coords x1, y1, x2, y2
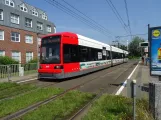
(0, 0, 56, 63)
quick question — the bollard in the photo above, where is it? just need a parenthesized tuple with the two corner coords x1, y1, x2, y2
(131, 80, 136, 120)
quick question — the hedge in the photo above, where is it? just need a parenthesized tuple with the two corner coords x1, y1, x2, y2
(0, 56, 19, 65)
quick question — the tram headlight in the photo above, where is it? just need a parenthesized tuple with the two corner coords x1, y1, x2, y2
(54, 65, 63, 69)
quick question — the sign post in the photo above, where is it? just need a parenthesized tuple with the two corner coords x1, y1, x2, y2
(149, 25, 161, 119)
(149, 27, 161, 76)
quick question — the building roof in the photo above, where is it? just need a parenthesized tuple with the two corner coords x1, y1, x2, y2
(3, 0, 48, 20)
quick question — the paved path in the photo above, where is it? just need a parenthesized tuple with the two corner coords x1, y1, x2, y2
(121, 62, 158, 99)
(51, 61, 137, 94)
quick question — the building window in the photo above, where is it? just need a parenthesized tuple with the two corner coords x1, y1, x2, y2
(26, 52, 33, 63)
(5, 0, 14, 7)
(32, 8, 38, 17)
(0, 10, 3, 20)
(42, 13, 47, 20)
(0, 30, 4, 40)
(20, 4, 28, 12)
(25, 35, 33, 44)
(11, 32, 20, 42)
(12, 51, 21, 62)
(0, 50, 5, 56)
(47, 25, 51, 32)
(37, 22, 43, 30)
(11, 13, 19, 24)
(25, 18, 32, 28)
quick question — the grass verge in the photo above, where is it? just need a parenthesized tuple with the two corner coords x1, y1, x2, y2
(0, 84, 36, 99)
(82, 94, 154, 120)
(17, 90, 94, 120)
(0, 82, 18, 90)
(0, 87, 63, 118)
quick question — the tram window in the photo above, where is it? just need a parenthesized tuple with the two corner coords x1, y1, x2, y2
(71, 45, 79, 62)
(117, 53, 120, 59)
(112, 52, 119, 59)
(115, 52, 118, 59)
(123, 54, 125, 58)
(121, 53, 123, 58)
(121, 53, 124, 58)
(91, 48, 97, 61)
(63, 45, 71, 63)
(79, 46, 89, 62)
(63, 44, 79, 63)
(112, 52, 115, 59)
(88, 48, 92, 61)
(117, 53, 119, 59)
(106, 50, 111, 60)
(79, 46, 104, 62)
(120, 53, 122, 58)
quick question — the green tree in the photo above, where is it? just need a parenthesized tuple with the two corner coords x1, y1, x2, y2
(118, 44, 127, 51)
(128, 36, 145, 57)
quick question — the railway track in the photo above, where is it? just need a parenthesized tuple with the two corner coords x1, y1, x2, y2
(0, 81, 58, 102)
(1, 62, 137, 120)
(68, 61, 138, 120)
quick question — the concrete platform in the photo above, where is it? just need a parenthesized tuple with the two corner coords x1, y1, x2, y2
(120, 62, 158, 99)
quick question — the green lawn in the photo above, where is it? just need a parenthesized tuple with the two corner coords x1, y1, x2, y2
(83, 94, 153, 120)
(0, 87, 63, 118)
(0, 84, 36, 100)
(0, 82, 18, 91)
(17, 90, 94, 120)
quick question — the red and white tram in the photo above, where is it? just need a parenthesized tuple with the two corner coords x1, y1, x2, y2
(38, 32, 128, 79)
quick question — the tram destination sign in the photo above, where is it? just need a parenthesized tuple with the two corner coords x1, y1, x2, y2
(42, 36, 60, 45)
(149, 26, 161, 76)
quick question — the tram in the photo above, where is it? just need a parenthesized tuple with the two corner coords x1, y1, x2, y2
(38, 32, 128, 79)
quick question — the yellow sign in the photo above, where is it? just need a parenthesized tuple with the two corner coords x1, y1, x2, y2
(153, 30, 160, 37)
(158, 48, 161, 60)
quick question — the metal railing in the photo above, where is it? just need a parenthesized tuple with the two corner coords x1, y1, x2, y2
(0, 63, 38, 79)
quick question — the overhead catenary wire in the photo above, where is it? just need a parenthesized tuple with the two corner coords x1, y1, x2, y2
(105, 0, 130, 34)
(108, 0, 126, 27)
(44, 0, 114, 37)
(124, 0, 132, 39)
(51, 0, 114, 37)
(116, 33, 148, 38)
(61, 0, 113, 36)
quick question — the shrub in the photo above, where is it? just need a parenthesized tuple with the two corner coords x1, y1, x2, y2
(28, 58, 38, 63)
(0, 56, 19, 65)
(128, 56, 140, 60)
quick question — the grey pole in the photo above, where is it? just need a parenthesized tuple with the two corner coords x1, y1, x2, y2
(132, 79, 136, 120)
(37, 33, 40, 69)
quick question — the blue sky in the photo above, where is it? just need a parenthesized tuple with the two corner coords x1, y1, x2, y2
(24, 0, 160, 45)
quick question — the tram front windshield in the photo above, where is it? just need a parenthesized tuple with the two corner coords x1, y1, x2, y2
(40, 36, 60, 64)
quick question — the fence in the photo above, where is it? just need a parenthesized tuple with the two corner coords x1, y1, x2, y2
(0, 63, 38, 79)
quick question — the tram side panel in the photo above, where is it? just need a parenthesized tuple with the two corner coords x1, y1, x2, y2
(38, 32, 129, 79)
